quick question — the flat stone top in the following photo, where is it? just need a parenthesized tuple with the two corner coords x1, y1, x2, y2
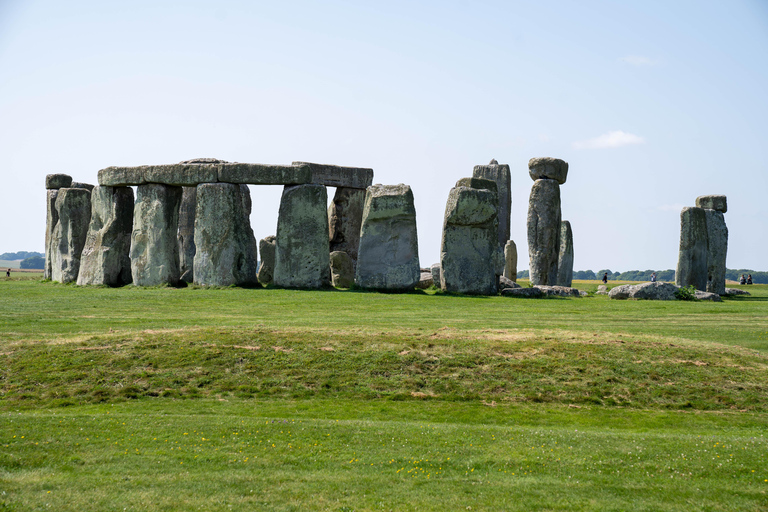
(98, 162, 311, 187)
(695, 194, 727, 213)
(46, 174, 72, 189)
(528, 157, 568, 184)
(179, 158, 229, 164)
(292, 161, 374, 189)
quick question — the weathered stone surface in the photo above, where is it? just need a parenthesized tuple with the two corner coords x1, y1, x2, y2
(356, 184, 420, 291)
(499, 276, 521, 290)
(440, 180, 499, 295)
(704, 209, 728, 295)
(595, 284, 608, 295)
(501, 287, 543, 298)
(98, 166, 147, 186)
(145, 164, 218, 186)
(528, 157, 568, 184)
(430, 263, 441, 288)
(193, 183, 258, 286)
(416, 271, 434, 289)
(556, 221, 574, 287)
(527, 179, 561, 286)
(130, 184, 183, 286)
(609, 282, 679, 300)
(328, 187, 365, 268)
(676, 207, 708, 291)
(45, 190, 59, 280)
(51, 188, 92, 283)
(274, 184, 330, 289)
(724, 288, 750, 296)
(330, 250, 355, 288)
(180, 158, 229, 164)
(77, 186, 134, 286)
(257, 236, 276, 286)
(473, 160, 511, 248)
(293, 161, 374, 189)
(455, 177, 497, 194)
(71, 182, 95, 191)
(503, 240, 517, 281)
(696, 195, 727, 213)
(218, 163, 311, 185)
(535, 285, 581, 297)
(177, 187, 197, 283)
(695, 290, 722, 302)
(607, 284, 633, 300)
(46, 174, 72, 189)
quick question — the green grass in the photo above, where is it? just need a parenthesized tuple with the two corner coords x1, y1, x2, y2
(1, 278, 768, 510)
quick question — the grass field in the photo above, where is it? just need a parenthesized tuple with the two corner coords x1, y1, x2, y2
(1, 275, 767, 510)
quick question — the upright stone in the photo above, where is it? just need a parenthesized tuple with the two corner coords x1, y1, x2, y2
(440, 178, 499, 295)
(675, 206, 708, 291)
(257, 236, 276, 286)
(178, 187, 197, 283)
(51, 188, 92, 283)
(430, 263, 441, 287)
(77, 186, 134, 286)
(44, 189, 59, 280)
(130, 184, 183, 286)
(273, 184, 330, 289)
(473, 159, 511, 249)
(556, 221, 574, 287)
(503, 240, 518, 282)
(527, 179, 561, 285)
(356, 184, 420, 291)
(330, 250, 355, 288)
(704, 209, 728, 295)
(328, 187, 365, 270)
(193, 183, 258, 286)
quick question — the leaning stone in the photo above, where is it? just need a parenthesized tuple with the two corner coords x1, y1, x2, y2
(51, 188, 92, 283)
(293, 161, 374, 189)
(77, 186, 134, 286)
(356, 184, 420, 291)
(556, 221, 574, 287)
(535, 285, 581, 297)
(177, 187, 197, 283)
(193, 183, 258, 286)
(704, 210, 728, 295)
(527, 179, 561, 286)
(274, 184, 330, 289)
(46, 174, 72, 189)
(501, 287, 543, 298)
(257, 236, 276, 286)
(416, 271, 434, 289)
(328, 187, 366, 267)
(528, 157, 568, 184)
(695, 290, 722, 302)
(695, 195, 727, 213)
(430, 263, 441, 288)
(98, 166, 147, 186)
(724, 288, 750, 296)
(503, 240, 517, 281)
(44, 190, 59, 279)
(330, 250, 355, 288)
(218, 163, 311, 185)
(499, 276, 521, 290)
(145, 163, 218, 186)
(676, 207, 708, 291)
(473, 160, 511, 248)
(630, 282, 679, 300)
(130, 184, 183, 286)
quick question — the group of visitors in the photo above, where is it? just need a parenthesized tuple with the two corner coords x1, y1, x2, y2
(739, 274, 753, 285)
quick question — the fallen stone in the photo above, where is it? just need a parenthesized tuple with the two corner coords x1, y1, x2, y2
(218, 163, 311, 185)
(257, 236, 276, 286)
(51, 188, 92, 283)
(473, 160, 511, 248)
(177, 187, 197, 283)
(328, 187, 366, 269)
(44, 190, 59, 280)
(130, 184, 183, 286)
(46, 174, 72, 189)
(695, 194, 727, 213)
(579, 291, 589, 297)
(274, 184, 330, 289)
(704, 209, 728, 295)
(501, 287, 544, 298)
(98, 166, 147, 186)
(595, 284, 608, 295)
(607, 284, 633, 300)
(330, 250, 355, 288)
(527, 179, 561, 286)
(356, 184, 420, 291)
(416, 271, 434, 289)
(676, 206, 708, 291)
(609, 282, 679, 300)
(499, 275, 521, 290)
(293, 161, 374, 189)
(528, 157, 568, 184)
(556, 220, 574, 287)
(724, 288, 750, 296)
(695, 290, 722, 302)
(77, 186, 134, 286)
(503, 240, 517, 281)
(535, 285, 581, 297)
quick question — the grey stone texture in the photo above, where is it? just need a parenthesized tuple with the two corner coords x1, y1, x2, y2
(193, 183, 258, 286)
(330, 250, 355, 288)
(473, 160, 511, 248)
(499, 276, 521, 290)
(416, 271, 434, 289)
(130, 184, 183, 286)
(556, 221, 574, 287)
(145, 163, 218, 186)
(177, 187, 197, 283)
(724, 288, 750, 296)
(527, 179, 561, 286)
(218, 163, 311, 185)
(98, 162, 312, 187)
(46, 174, 72, 189)
(430, 263, 441, 288)
(528, 157, 568, 184)
(98, 166, 147, 187)
(44, 189, 59, 280)
(695, 290, 722, 302)
(596, 284, 608, 295)
(696, 195, 727, 213)
(77, 186, 134, 286)
(355, 184, 420, 291)
(535, 285, 581, 297)
(503, 240, 517, 281)
(293, 161, 374, 189)
(704, 209, 728, 295)
(257, 236, 276, 286)
(71, 182, 95, 191)
(51, 188, 92, 283)
(675, 207, 709, 291)
(440, 179, 499, 295)
(501, 287, 544, 298)
(328, 187, 366, 269)
(273, 184, 330, 289)
(609, 282, 679, 300)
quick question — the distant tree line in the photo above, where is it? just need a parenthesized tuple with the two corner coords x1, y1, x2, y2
(725, 269, 768, 284)
(517, 269, 767, 284)
(20, 256, 45, 269)
(0, 251, 43, 260)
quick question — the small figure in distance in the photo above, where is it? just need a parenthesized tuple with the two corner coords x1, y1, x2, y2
(5, 268, 10, 278)
(747, 274, 753, 285)
(651, 272, 657, 283)
(602, 272, 608, 284)
(739, 274, 747, 285)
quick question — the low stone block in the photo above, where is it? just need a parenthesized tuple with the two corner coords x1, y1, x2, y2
(218, 163, 311, 185)
(501, 287, 543, 298)
(257, 236, 276, 286)
(330, 250, 355, 288)
(503, 240, 517, 281)
(695, 290, 722, 302)
(293, 161, 373, 189)
(46, 174, 72, 189)
(535, 285, 581, 297)
(416, 271, 433, 289)
(430, 263, 441, 288)
(695, 195, 727, 213)
(528, 157, 568, 184)
(499, 276, 520, 290)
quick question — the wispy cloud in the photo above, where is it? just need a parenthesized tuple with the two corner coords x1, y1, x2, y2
(572, 130, 645, 150)
(620, 55, 657, 66)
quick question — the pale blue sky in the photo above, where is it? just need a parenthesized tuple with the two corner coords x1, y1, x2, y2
(1, 0, 766, 270)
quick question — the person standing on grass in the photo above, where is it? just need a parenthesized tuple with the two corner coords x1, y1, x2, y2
(602, 272, 608, 284)
(651, 272, 657, 283)
(5, 268, 9, 278)
(747, 274, 753, 285)
(740, 274, 747, 285)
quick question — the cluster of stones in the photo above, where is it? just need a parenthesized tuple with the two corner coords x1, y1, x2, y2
(676, 195, 728, 295)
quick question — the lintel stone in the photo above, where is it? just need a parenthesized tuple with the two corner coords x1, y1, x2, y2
(218, 163, 311, 185)
(46, 174, 72, 189)
(695, 194, 727, 213)
(292, 161, 373, 189)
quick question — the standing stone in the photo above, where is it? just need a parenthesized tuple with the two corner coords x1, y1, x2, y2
(503, 240, 517, 282)
(257, 236, 276, 286)
(44, 189, 59, 280)
(704, 209, 728, 295)
(430, 263, 441, 288)
(356, 184, 420, 291)
(440, 178, 499, 295)
(130, 184, 183, 286)
(328, 187, 365, 271)
(330, 250, 355, 288)
(193, 183, 258, 286)
(556, 221, 574, 287)
(51, 188, 92, 283)
(77, 186, 134, 286)
(178, 187, 197, 283)
(473, 159, 511, 249)
(273, 184, 330, 289)
(527, 179, 561, 286)
(675, 206, 708, 291)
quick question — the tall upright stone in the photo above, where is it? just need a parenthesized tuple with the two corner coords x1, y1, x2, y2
(556, 221, 574, 287)
(77, 186, 134, 286)
(328, 187, 365, 270)
(675, 206, 708, 291)
(503, 240, 517, 282)
(178, 186, 197, 283)
(257, 236, 276, 286)
(273, 184, 330, 289)
(704, 209, 728, 295)
(440, 178, 499, 295)
(130, 184, 183, 286)
(527, 178, 562, 286)
(51, 188, 92, 283)
(473, 159, 511, 249)
(193, 183, 258, 286)
(45, 189, 59, 280)
(355, 184, 420, 291)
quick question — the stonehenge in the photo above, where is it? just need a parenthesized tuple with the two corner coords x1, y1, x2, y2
(556, 221, 574, 287)
(50, 187, 92, 283)
(257, 236, 276, 286)
(527, 176, 562, 286)
(472, 159, 511, 249)
(676, 195, 728, 294)
(130, 184, 183, 286)
(503, 240, 517, 282)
